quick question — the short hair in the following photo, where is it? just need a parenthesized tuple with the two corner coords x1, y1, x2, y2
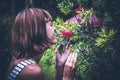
(12, 8, 52, 58)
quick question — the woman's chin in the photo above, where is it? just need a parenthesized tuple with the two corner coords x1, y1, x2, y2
(52, 39, 57, 44)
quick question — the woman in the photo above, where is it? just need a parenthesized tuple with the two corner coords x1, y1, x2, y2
(5, 8, 77, 80)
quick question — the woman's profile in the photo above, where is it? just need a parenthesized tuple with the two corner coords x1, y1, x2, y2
(5, 8, 77, 80)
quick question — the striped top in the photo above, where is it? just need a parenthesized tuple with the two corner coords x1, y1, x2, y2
(8, 59, 36, 80)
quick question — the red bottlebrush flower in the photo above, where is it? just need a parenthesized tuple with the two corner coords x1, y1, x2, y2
(75, 8, 82, 14)
(61, 30, 73, 39)
(75, 8, 82, 12)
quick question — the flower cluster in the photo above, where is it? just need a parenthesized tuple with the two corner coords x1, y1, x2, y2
(74, 7, 100, 28)
(53, 7, 103, 54)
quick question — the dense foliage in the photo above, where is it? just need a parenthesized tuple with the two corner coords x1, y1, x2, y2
(41, 0, 120, 80)
(0, 0, 120, 80)
(52, 4, 117, 80)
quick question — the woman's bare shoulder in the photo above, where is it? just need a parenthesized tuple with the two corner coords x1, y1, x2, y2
(17, 64, 45, 80)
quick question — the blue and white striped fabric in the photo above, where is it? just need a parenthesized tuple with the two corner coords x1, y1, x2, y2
(8, 59, 36, 80)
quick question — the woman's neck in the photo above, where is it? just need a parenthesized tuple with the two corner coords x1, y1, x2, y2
(32, 48, 47, 63)
(32, 53, 43, 63)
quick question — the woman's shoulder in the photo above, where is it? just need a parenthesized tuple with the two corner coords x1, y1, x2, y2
(17, 63, 45, 80)
(6, 58, 45, 80)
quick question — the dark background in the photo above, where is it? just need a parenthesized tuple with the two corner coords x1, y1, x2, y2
(0, 0, 120, 80)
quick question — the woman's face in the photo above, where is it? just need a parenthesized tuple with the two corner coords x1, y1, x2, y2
(46, 21, 57, 44)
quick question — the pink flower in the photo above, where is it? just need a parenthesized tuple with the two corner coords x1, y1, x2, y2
(81, 22, 86, 26)
(90, 14, 100, 27)
(61, 30, 73, 39)
(66, 15, 81, 23)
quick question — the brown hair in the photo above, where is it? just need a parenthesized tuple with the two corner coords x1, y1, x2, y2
(12, 8, 52, 58)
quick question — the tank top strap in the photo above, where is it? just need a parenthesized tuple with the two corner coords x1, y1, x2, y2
(8, 59, 36, 80)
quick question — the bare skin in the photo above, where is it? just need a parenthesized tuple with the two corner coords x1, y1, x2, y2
(5, 57, 45, 80)
(6, 44, 77, 80)
(55, 42, 78, 80)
